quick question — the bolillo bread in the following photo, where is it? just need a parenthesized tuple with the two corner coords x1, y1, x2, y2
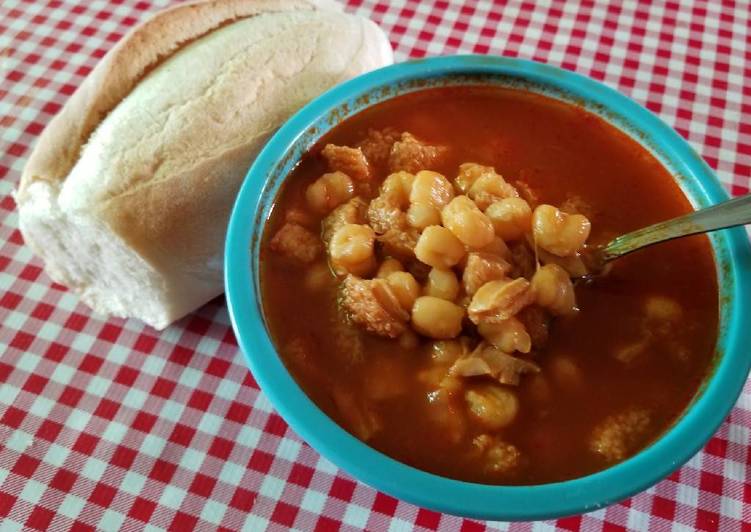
(16, 0, 393, 329)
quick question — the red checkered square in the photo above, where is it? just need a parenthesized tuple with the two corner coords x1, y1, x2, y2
(128, 496, 157, 522)
(25, 506, 56, 531)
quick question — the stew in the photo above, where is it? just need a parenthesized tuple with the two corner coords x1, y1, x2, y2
(259, 86, 718, 485)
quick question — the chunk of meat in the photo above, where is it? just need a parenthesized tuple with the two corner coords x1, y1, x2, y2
(612, 296, 684, 364)
(377, 227, 420, 261)
(269, 222, 321, 263)
(388, 132, 447, 173)
(330, 313, 365, 364)
(590, 408, 651, 462)
(472, 434, 522, 474)
(367, 194, 407, 234)
(508, 241, 536, 279)
(285, 337, 321, 379)
(516, 305, 551, 349)
(321, 197, 368, 245)
(407, 260, 431, 283)
(449, 342, 540, 385)
(340, 275, 408, 338)
(285, 207, 316, 227)
(332, 387, 381, 441)
(514, 180, 540, 207)
(462, 252, 512, 296)
(357, 127, 401, 167)
(560, 194, 595, 218)
(321, 144, 371, 182)
(305, 261, 334, 292)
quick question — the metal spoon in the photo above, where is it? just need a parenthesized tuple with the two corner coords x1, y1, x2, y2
(582, 193, 751, 274)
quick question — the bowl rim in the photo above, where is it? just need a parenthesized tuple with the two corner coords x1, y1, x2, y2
(225, 54, 751, 520)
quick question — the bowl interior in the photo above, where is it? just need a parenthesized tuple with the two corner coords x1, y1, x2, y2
(225, 56, 751, 520)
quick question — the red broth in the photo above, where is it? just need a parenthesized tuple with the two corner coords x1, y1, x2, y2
(260, 86, 718, 485)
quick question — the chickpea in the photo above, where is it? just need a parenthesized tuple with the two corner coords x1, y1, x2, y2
(386, 271, 421, 311)
(455, 162, 483, 194)
(305, 171, 355, 214)
(409, 170, 454, 209)
(537, 247, 588, 278)
(613, 340, 647, 364)
(644, 295, 682, 321)
(329, 224, 376, 276)
(304, 261, 333, 292)
(455, 163, 509, 196)
(418, 365, 450, 389)
(425, 268, 460, 301)
(381, 171, 415, 207)
(548, 355, 583, 391)
(532, 204, 591, 257)
(426, 388, 466, 444)
(411, 296, 465, 339)
(465, 383, 519, 430)
(430, 339, 467, 364)
(477, 317, 532, 354)
(474, 236, 510, 259)
(531, 263, 577, 315)
(468, 173, 520, 210)
(485, 197, 532, 241)
(376, 257, 404, 278)
(525, 373, 552, 404)
(407, 202, 442, 229)
(441, 196, 495, 248)
(415, 225, 466, 269)
(398, 329, 420, 350)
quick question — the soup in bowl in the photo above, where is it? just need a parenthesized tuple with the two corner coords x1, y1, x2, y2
(225, 56, 751, 520)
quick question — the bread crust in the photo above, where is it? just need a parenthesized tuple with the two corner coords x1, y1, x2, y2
(18, 0, 336, 201)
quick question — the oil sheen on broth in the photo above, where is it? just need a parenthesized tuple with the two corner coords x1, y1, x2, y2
(259, 86, 718, 485)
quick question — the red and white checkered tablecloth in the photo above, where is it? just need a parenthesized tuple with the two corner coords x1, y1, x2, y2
(1, 0, 749, 530)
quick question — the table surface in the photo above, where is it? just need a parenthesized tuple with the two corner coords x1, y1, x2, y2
(1, 0, 750, 530)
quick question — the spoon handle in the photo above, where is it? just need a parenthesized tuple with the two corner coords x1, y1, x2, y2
(602, 193, 751, 261)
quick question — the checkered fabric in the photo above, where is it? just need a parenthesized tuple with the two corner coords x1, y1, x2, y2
(1, 0, 749, 530)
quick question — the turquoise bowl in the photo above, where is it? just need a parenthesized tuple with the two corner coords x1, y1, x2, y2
(225, 55, 751, 520)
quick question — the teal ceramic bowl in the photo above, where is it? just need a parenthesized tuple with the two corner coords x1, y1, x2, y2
(225, 55, 751, 520)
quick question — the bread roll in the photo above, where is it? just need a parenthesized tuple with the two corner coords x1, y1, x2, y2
(16, 0, 393, 329)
